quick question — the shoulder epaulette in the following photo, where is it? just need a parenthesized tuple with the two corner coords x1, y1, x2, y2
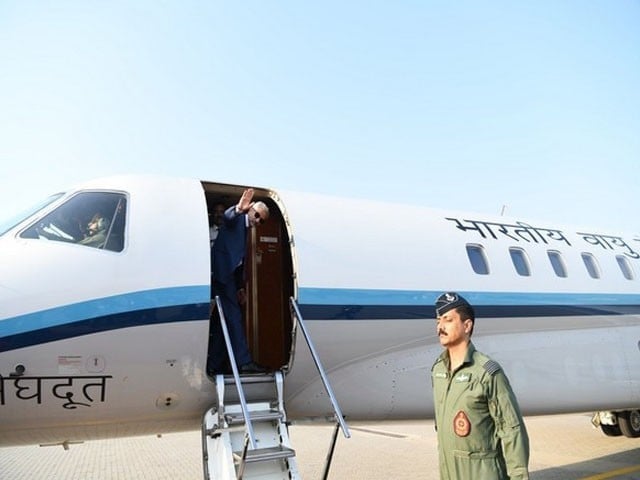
(483, 359, 501, 376)
(431, 357, 444, 372)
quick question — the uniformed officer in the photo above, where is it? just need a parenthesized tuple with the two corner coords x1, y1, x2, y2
(431, 292, 529, 480)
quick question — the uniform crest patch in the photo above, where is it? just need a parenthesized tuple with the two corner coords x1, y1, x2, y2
(453, 410, 471, 437)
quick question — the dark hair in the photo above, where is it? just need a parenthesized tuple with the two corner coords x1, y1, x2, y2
(456, 305, 475, 336)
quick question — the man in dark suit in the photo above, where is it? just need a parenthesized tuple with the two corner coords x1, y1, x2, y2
(210, 188, 270, 374)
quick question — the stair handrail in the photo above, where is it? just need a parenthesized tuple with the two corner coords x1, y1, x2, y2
(214, 296, 257, 451)
(289, 297, 351, 439)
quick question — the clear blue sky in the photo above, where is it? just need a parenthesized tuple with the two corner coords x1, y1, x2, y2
(1, 1, 638, 232)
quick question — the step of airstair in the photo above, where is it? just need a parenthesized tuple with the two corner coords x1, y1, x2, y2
(233, 445, 296, 464)
(202, 371, 300, 479)
(204, 296, 351, 479)
(225, 409, 283, 425)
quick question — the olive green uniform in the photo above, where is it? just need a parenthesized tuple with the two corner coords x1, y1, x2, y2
(431, 342, 529, 479)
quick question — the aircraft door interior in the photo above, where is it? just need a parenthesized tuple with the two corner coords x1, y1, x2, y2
(245, 211, 292, 369)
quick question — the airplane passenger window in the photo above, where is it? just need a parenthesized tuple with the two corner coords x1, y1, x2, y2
(581, 253, 601, 279)
(547, 250, 568, 278)
(616, 255, 635, 280)
(466, 244, 490, 275)
(20, 192, 127, 252)
(509, 247, 531, 276)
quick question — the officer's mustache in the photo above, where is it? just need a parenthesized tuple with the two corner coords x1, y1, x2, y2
(437, 329, 447, 336)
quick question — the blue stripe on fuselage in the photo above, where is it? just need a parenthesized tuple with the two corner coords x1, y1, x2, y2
(297, 287, 640, 319)
(299, 303, 640, 321)
(0, 286, 211, 353)
(0, 286, 209, 337)
(298, 287, 640, 306)
(1, 303, 210, 353)
(1, 286, 639, 352)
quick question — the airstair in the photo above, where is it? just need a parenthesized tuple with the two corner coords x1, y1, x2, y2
(202, 297, 350, 479)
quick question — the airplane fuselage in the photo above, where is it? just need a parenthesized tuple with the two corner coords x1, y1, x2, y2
(1, 175, 639, 446)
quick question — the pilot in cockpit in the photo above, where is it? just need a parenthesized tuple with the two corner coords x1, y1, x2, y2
(78, 213, 110, 248)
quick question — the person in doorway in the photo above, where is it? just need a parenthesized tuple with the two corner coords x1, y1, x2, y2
(209, 202, 226, 249)
(431, 292, 529, 480)
(209, 202, 226, 298)
(210, 188, 270, 374)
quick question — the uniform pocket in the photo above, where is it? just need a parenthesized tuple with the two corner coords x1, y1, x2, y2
(451, 449, 506, 479)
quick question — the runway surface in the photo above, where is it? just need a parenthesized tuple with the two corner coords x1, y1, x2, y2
(1, 413, 639, 479)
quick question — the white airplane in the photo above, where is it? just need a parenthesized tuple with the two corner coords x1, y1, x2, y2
(1, 175, 639, 477)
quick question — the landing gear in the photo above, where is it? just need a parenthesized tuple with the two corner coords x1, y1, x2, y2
(594, 410, 640, 438)
(618, 410, 640, 438)
(600, 423, 622, 437)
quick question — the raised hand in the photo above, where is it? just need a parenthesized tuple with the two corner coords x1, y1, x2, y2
(237, 188, 255, 213)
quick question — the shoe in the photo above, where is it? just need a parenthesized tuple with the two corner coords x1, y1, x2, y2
(207, 360, 232, 376)
(239, 361, 268, 374)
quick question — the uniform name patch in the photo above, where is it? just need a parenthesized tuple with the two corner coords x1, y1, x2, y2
(453, 410, 471, 437)
(434, 372, 448, 379)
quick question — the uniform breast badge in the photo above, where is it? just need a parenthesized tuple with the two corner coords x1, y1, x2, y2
(453, 410, 471, 437)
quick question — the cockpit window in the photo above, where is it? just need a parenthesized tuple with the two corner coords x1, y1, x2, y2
(20, 192, 127, 252)
(0, 193, 64, 237)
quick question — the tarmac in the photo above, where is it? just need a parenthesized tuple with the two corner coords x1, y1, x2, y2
(1, 413, 640, 479)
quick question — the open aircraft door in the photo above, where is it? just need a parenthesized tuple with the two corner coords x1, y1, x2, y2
(202, 182, 296, 375)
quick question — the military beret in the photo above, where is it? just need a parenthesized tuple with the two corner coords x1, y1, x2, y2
(435, 292, 471, 317)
